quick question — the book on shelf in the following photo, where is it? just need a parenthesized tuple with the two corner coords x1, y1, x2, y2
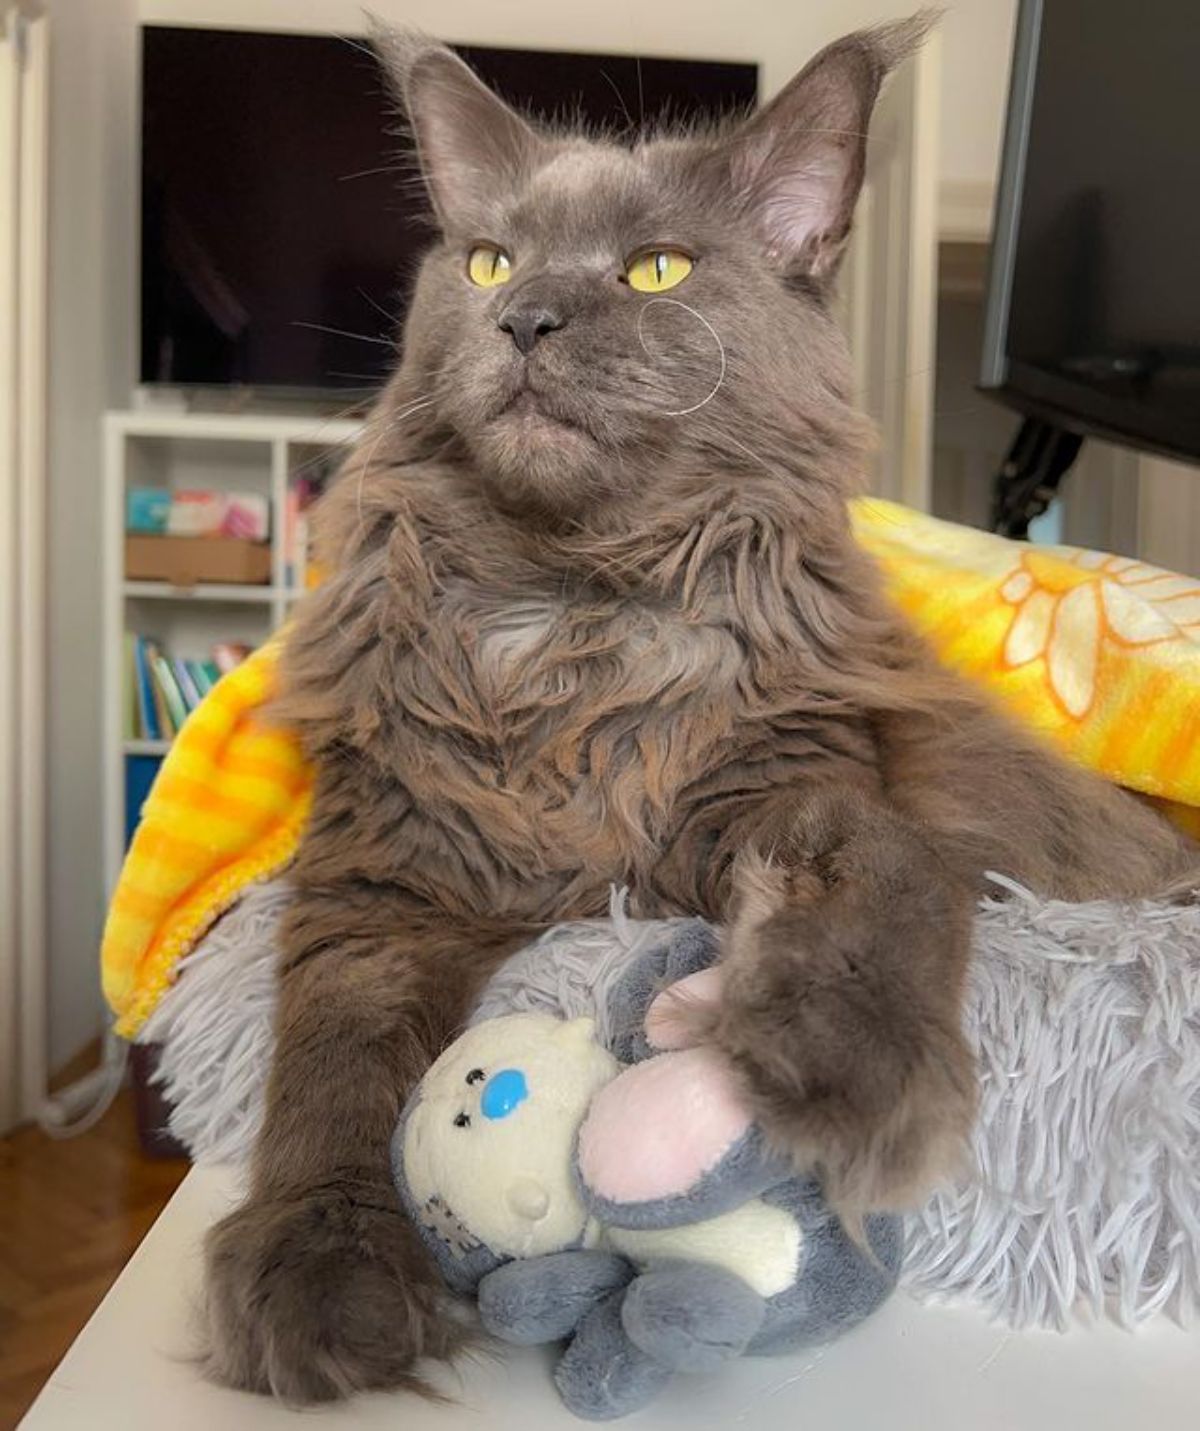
(152, 654, 189, 733)
(147, 646, 174, 738)
(126, 636, 252, 744)
(132, 635, 159, 741)
(193, 659, 221, 695)
(171, 656, 202, 710)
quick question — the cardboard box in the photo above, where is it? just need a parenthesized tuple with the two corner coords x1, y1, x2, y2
(125, 535, 272, 587)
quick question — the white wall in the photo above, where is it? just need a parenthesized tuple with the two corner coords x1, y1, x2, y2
(938, 0, 1018, 184)
(1137, 459, 1200, 579)
(43, 0, 138, 1069)
(140, 0, 1019, 185)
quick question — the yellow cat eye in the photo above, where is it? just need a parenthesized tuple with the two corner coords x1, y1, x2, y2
(467, 245, 512, 288)
(625, 249, 694, 293)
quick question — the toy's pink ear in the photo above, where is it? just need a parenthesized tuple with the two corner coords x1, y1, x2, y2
(644, 966, 725, 1052)
(576, 1046, 753, 1206)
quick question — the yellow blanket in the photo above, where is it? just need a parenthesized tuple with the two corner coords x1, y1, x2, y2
(102, 499, 1200, 1036)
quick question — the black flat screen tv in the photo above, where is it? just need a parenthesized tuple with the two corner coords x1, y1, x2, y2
(140, 26, 757, 395)
(980, 0, 1200, 464)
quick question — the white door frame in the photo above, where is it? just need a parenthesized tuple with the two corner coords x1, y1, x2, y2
(0, 0, 49, 1133)
(839, 30, 941, 512)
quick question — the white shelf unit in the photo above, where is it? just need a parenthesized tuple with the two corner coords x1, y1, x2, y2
(102, 409, 363, 895)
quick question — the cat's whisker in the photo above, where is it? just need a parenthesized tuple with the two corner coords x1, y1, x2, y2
(335, 33, 381, 65)
(636, 298, 728, 418)
(722, 432, 773, 474)
(338, 164, 411, 182)
(597, 68, 634, 133)
(354, 396, 437, 536)
(292, 320, 395, 348)
(357, 286, 402, 328)
(284, 394, 393, 483)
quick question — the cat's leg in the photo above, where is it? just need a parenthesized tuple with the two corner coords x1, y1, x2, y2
(711, 786, 979, 1215)
(878, 685, 1200, 902)
(202, 888, 528, 1403)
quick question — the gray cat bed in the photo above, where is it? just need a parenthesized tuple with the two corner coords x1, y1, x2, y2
(140, 876, 1200, 1331)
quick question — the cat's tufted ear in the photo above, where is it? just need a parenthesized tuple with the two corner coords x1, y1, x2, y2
(721, 13, 934, 281)
(371, 22, 544, 230)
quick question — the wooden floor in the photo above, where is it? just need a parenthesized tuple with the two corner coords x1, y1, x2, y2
(0, 1090, 188, 1428)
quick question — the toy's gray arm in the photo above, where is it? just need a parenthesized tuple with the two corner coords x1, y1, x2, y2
(477, 1250, 633, 1346)
(606, 920, 719, 1063)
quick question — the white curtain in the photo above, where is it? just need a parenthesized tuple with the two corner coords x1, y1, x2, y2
(0, 1, 48, 1132)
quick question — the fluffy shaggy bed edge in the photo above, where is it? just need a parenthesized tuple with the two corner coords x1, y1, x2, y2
(141, 876, 1200, 1330)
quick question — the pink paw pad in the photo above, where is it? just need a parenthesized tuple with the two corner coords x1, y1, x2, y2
(643, 966, 725, 1051)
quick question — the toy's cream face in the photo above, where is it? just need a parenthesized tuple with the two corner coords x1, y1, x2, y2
(403, 1014, 618, 1259)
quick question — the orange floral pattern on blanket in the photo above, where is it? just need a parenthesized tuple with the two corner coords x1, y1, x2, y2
(852, 501, 1200, 828)
(102, 499, 1200, 1036)
(999, 550, 1200, 720)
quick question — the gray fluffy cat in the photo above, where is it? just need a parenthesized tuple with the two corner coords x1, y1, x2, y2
(201, 15, 1197, 1406)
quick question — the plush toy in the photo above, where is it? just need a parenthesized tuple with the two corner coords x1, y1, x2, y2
(391, 925, 902, 1420)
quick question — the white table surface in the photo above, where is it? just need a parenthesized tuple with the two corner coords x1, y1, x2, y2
(20, 1166, 1200, 1430)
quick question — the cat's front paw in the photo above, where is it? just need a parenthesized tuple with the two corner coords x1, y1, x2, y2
(712, 891, 976, 1214)
(203, 1185, 457, 1403)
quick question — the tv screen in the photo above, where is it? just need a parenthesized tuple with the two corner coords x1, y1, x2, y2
(140, 26, 758, 394)
(980, 0, 1200, 463)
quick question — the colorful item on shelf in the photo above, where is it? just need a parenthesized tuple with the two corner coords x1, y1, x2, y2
(126, 487, 173, 535)
(221, 493, 271, 542)
(102, 501, 1200, 1035)
(166, 490, 226, 537)
(283, 470, 333, 589)
(163, 489, 270, 541)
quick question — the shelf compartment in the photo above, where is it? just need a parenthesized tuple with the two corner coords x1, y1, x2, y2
(124, 738, 173, 756)
(123, 580, 279, 603)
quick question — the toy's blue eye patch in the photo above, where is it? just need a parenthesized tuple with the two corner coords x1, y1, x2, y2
(480, 1068, 528, 1121)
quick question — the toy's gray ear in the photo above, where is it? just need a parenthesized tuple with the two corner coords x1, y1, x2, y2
(390, 1091, 506, 1295)
(606, 919, 720, 1064)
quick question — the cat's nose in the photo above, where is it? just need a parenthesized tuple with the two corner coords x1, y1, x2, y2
(498, 303, 566, 355)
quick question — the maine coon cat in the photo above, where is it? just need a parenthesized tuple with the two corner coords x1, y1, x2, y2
(203, 19, 1197, 1402)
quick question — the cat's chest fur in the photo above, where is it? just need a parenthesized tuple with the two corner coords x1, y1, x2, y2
(397, 583, 743, 888)
(471, 596, 563, 692)
(444, 583, 740, 714)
